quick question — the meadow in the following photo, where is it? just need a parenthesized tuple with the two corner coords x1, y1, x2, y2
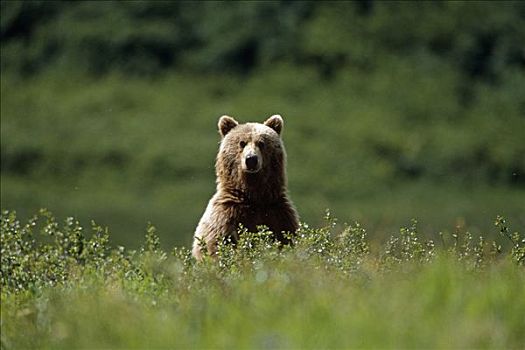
(1, 210, 524, 349)
(2, 69, 524, 249)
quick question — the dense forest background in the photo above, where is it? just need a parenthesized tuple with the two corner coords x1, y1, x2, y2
(1, 1, 524, 247)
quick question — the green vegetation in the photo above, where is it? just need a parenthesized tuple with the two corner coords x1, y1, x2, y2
(2, 210, 524, 348)
(1, 2, 524, 247)
(2, 67, 525, 245)
(2, 68, 524, 246)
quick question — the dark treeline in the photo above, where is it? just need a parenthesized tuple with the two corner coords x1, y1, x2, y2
(2, 1, 524, 82)
(2, 1, 525, 184)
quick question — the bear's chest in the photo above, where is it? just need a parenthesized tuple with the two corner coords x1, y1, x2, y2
(236, 204, 276, 232)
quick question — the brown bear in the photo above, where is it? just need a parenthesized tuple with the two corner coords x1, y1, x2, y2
(192, 114, 299, 260)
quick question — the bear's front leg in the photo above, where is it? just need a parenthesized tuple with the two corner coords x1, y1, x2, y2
(192, 200, 239, 260)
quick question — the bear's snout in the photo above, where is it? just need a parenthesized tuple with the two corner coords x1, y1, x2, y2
(241, 142, 263, 173)
(245, 154, 259, 172)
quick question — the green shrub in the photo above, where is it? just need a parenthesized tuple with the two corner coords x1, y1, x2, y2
(2, 209, 523, 297)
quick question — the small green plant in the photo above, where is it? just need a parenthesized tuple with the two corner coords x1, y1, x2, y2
(381, 219, 435, 268)
(495, 215, 525, 266)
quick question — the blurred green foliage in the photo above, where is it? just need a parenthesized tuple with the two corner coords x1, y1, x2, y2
(3, 1, 524, 79)
(1, 1, 524, 246)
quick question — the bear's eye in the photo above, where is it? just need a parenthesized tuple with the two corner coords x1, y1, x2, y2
(239, 141, 247, 148)
(257, 141, 265, 149)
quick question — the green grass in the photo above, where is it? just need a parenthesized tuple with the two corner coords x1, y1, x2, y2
(2, 210, 524, 349)
(2, 70, 524, 247)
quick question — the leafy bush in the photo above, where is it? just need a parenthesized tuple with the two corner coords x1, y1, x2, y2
(2, 209, 523, 297)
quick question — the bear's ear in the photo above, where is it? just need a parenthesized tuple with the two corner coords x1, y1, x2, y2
(264, 114, 283, 135)
(218, 115, 239, 137)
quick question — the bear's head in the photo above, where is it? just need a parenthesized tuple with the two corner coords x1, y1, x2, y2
(216, 115, 287, 196)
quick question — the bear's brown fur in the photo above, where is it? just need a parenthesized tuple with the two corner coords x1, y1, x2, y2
(192, 114, 299, 260)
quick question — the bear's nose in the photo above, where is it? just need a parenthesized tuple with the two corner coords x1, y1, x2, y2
(245, 155, 258, 170)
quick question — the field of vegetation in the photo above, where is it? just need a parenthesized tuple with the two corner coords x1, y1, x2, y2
(2, 210, 524, 348)
(2, 69, 524, 249)
(1, 2, 525, 347)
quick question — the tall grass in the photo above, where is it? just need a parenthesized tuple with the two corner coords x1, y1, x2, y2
(1, 210, 524, 348)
